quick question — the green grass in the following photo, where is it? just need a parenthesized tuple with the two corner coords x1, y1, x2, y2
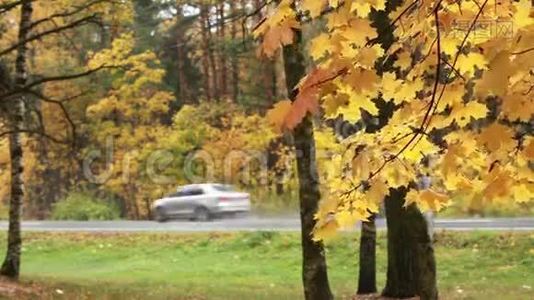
(2, 231, 534, 299)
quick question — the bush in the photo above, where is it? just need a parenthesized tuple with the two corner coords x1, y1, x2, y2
(51, 192, 120, 221)
(0, 201, 8, 220)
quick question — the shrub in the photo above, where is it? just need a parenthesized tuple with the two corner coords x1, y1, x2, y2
(51, 192, 120, 221)
(0, 201, 8, 220)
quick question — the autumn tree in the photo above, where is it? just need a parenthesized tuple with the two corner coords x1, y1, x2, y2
(0, 0, 32, 278)
(86, 33, 174, 219)
(257, 2, 335, 299)
(257, 0, 533, 299)
(0, 0, 132, 278)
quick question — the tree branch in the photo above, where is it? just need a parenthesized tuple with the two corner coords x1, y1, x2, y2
(26, 0, 108, 31)
(25, 89, 83, 147)
(0, 65, 113, 99)
(0, 129, 68, 144)
(0, 14, 100, 57)
(0, 0, 35, 14)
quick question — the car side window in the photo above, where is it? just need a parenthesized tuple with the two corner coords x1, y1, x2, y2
(186, 188, 203, 196)
(178, 187, 204, 196)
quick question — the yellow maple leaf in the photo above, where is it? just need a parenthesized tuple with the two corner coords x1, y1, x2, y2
(501, 93, 534, 122)
(367, 180, 389, 205)
(344, 68, 379, 94)
(483, 166, 514, 202)
(336, 210, 358, 228)
(395, 51, 412, 70)
(339, 18, 377, 46)
(405, 189, 449, 211)
(513, 0, 534, 28)
(512, 183, 534, 203)
(402, 136, 439, 162)
(383, 159, 415, 188)
(260, 18, 299, 57)
(302, 0, 327, 18)
(356, 45, 384, 69)
(351, 147, 371, 180)
(350, 0, 385, 16)
(322, 93, 349, 116)
(477, 123, 516, 153)
(329, 0, 342, 8)
(310, 33, 331, 61)
(456, 53, 488, 75)
(338, 92, 379, 122)
(381, 72, 402, 101)
(326, 3, 351, 29)
(266, 100, 292, 132)
(441, 36, 460, 56)
(523, 138, 534, 160)
(313, 219, 339, 241)
(451, 101, 488, 127)
(436, 83, 465, 112)
(475, 50, 513, 97)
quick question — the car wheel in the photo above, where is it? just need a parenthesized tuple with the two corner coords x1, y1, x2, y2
(154, 207, 168, 223)
(193, 207, 211, 222)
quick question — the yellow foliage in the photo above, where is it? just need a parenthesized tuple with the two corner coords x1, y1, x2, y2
(255, 0, 534, 240)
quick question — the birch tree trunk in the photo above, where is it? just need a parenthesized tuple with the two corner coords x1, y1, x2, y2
(1, 0, 32, 279)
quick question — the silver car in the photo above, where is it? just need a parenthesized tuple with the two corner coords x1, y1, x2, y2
(151, 183, 251, 222)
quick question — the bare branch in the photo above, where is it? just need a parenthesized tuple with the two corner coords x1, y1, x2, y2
(25, 89, 83, 147)
(0, 0, 35, 14)
(0, 65, 114, 99)
(26, 0, 108, 31)
(0, 129, 68, 144)
(512, 46, 534, 56)
(0, 14, 100, 57)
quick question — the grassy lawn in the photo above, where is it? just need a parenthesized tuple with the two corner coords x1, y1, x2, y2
(0, 231, 533, 299)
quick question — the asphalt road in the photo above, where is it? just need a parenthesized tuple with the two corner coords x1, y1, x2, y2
(1, 216, 533, 232)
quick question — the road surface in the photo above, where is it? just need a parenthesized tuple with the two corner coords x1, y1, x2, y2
(1, 216, 533, 232)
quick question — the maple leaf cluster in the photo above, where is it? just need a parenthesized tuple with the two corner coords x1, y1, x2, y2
(258, 0, 534, 240)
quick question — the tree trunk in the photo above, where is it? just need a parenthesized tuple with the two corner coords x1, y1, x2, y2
(206, 5, 219, 100)
(382, 187, 438, 300)
(357, 214, 377, 295)
(175, 7, 190, 104)
(229, 0, 239, 102)
(282, 22, 333, 300)
(1, 0, 32, 279)
(217, 3, 227, 97)
(200, 5, 211, 101)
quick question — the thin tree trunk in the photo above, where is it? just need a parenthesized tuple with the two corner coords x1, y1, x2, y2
(254, 0, 276, 106)
(264, 59, 276, 105)
(176, 7, 190, 103)
(282, 22, 333, 300)
(176, 36, 189, 102)
(229, 0, 239, 102)
(357, 214, 377, 295)
(1, 0, 32, 279)
(382, 187, 438, 300)
(206, 5, 219, 100)
(200, 5, 212, 101)
(217, 3, 227, 97)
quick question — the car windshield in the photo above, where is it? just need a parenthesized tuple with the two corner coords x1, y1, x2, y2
(212, 184, 235, 192)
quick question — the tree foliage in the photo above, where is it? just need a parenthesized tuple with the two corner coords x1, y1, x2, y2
(259, 0, 534, 239)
